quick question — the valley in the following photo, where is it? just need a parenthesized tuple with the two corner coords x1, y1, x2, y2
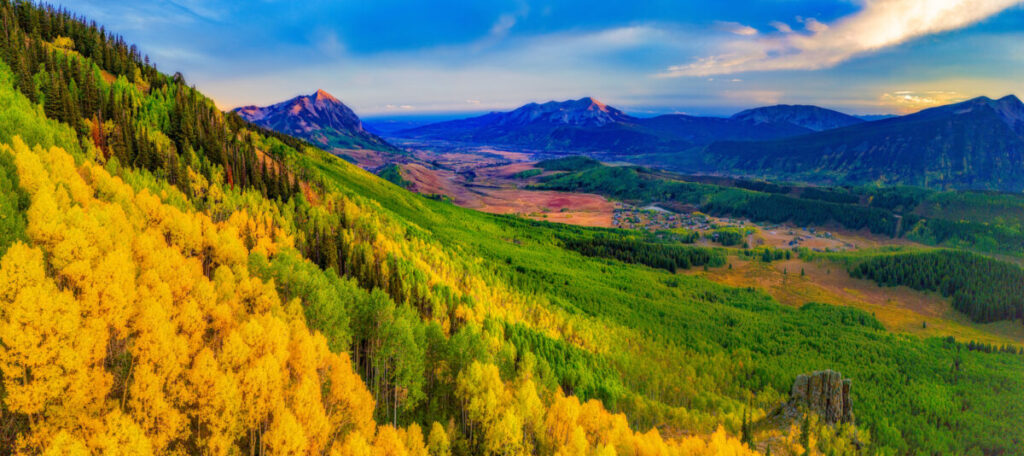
(1, 2, 1023, 455)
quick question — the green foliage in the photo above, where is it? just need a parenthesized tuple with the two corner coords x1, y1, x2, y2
(535, 155, 600, 171)
(800, 187, 859, 204)
(378, 163, 410, 188)
(733, 179, 791, 194)
(504, 323, 625, 406)
(849, 250, 1024, 324)
(704, 192, 898, 236)
(798, 302, 885, 330)
(560, 235, 725, 272)
(512, 168, 542, 179)
(249, 250, 356, 351)
(0, 2, 1022, 454)
(904, 216, 1024, 256)
(739, 247, 792, 263)
(711, 227, 746, 246)
(0, 148, 28, 256)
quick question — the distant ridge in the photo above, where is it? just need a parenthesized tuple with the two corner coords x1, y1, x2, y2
(730, 104, 864, 131)
(702, 95, 1024, 191)
(234, 90, 395, 151)
(394, 97, 853, 154)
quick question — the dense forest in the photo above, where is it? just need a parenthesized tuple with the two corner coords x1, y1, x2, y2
(0, 2, 1022, 455)
(560, 236, 725, 272)
(849, 250, 1024, 324)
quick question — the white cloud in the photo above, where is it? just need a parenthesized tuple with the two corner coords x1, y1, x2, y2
(490, 13, 518, 38)
(880, 90, 966, 112)
(802, 17, 829, 33)
(770, 21, 793, 33)
(714, 21, 758, 36)
(661, 0, 1023, 77)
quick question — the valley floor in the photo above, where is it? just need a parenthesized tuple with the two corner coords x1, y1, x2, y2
(339, 140, 1024, 353)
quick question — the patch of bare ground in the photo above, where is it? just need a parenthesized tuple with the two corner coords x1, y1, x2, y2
(476, 162, 536, 179)
(398, 162, 615, 227)
(332, 148, 401, 169)
(683, 257, 1024, 348)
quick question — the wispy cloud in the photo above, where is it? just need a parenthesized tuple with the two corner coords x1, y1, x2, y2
(769, 21, 793, 33)
(661, 0, 1023, 77)
(714, 21, 758, 36)
(880, 90, 966, 112)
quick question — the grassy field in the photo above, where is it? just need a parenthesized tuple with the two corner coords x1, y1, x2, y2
(684, 256, 1024, 348)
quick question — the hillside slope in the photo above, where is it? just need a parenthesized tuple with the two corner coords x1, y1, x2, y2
(0, 2, 1022, 456)
(703, 96, 1024, 191)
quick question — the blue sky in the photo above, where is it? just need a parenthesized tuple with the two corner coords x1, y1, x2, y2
(49, 0, 1024, 116)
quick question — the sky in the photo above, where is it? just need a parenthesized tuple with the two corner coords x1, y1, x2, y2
(48, 0, 1024, 117)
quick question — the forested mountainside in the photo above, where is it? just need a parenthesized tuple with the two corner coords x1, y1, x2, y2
(0, 2, 1023, 456)
(701, 96, 1024, 191)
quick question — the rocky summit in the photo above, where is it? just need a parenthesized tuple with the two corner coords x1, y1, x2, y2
(233, 89, 394, 151)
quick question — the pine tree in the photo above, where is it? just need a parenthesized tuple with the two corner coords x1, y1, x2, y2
(43, 72, 64, 120)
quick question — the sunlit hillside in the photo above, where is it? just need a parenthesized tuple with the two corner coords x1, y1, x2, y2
(0, 2, 1022, 456)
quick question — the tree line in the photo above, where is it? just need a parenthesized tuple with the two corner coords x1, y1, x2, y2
(849, 250, 1024, 324)
(560, 235, 725, 272)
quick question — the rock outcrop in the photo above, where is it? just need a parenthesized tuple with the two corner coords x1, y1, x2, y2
(782, 370, 853, 424)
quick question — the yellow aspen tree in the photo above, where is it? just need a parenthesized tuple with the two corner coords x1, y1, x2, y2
(92, 411, 155, 456)
(0, 243, 99, 448)
(263, 408, 306, 456)
(333, 431, 375, 456)
(426, 422, 451, 456)
(289, 376, 331, 454)
(325, 353, 376, 438)
(41, 431, 89, 456)
(514, 379, 545, 446)
(186, 348, 242, 456)
(398, 422, 428, 456)
(373, 425, 410, 456)
(554, 426, 589, 456)
(543, 392, 581, 452)
(486, 409, 525, 456)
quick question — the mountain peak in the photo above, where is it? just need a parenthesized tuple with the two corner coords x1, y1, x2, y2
(731, 104, 863, 132)
(576, 96, 607, 109)
(233, 91, 394, 151)
(503, 97, 630, 127)
(313, 89, 339, 103)
(929, 94, 1024, 128)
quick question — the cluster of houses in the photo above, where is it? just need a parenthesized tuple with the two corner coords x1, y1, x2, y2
(611, 205, 747, 232)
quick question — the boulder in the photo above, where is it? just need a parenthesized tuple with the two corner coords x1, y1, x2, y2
(785, 370, 853, 424)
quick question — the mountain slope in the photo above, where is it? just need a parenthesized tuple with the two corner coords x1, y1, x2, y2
(234, 89, 396, 151)
(395, 98, 841, 154)
(702, 95, 1024, 190)
(1, 2, 1023, 455)
(730, 104, 864, 131)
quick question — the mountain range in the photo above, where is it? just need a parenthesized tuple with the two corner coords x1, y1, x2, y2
(393, 97, 861, 154)
(702, 95, 1024, 190)
(238, 91, 1024, 191)
(234, 89, 395, 151)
